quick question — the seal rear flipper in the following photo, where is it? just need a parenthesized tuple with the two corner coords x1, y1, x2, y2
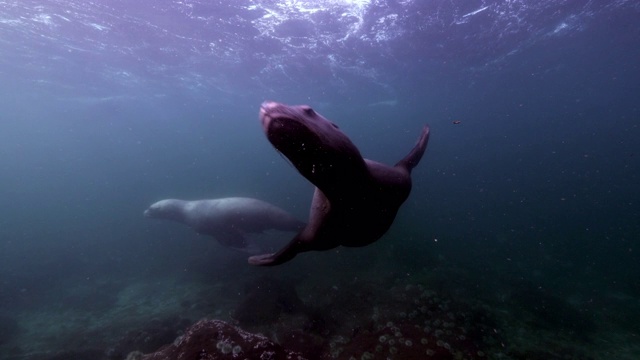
(247, 253, 279, 266)
(395, 125, 430, 172)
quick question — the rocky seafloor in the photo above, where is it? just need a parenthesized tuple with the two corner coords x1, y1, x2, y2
(1, 250, 639, 360)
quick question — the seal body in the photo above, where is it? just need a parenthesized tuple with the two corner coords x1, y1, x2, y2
(144, 197, 305, 250)
(249, 101, 430, 266)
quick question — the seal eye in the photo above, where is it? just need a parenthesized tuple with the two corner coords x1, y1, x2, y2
(302, 107, 315, 116)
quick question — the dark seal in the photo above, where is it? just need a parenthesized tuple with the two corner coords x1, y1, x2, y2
(249, 101, 430, 266)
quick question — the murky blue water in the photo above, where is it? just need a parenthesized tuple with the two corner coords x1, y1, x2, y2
(0, 1, 638, 359)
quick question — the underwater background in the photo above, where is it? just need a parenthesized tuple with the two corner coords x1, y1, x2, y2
(0, 1, 639, 359)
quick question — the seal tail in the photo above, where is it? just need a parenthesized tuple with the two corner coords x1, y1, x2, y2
(395, 125, 430, 172)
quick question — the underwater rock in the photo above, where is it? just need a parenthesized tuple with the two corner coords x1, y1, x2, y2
(322, 282, 499, 360)
(141, 319, 307, 360)
(232, 276, 306, 326)
(107, 316, 191, 359)
(335, 323, 455, 360)
(277, 328, 325, 359)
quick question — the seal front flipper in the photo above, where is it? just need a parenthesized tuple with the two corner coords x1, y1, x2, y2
(395, 125, 430, 172)
(248, 236, 303, 266)
(249, 188, 332, 266)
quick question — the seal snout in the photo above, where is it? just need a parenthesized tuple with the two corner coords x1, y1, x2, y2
(261, 101, 278, 110)
(260, 101, 279, 130)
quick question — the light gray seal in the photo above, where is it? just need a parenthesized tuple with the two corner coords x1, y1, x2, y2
(249, 101, 430, 266)
(144, 197, 305, 251)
